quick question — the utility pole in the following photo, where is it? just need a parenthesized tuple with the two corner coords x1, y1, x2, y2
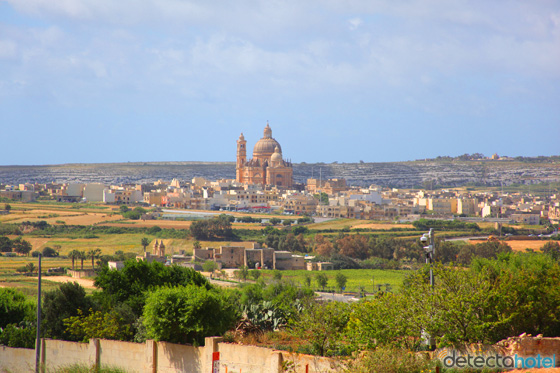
(35, 253, 42, 373)
(420, 229, 435, 349)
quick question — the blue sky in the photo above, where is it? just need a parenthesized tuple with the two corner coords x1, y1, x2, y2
(0, 0, 559, 165)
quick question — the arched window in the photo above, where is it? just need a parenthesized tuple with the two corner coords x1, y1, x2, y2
(276, 174, 283, 178)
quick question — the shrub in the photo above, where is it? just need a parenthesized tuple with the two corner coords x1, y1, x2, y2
(94, 260, 210, 316)
(0, 321, 36, 348)
(0, 288, 35, 328)
(143, 285, 239, 345)
(345, 346, 435, 373)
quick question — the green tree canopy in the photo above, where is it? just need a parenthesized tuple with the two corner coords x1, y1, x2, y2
(315, 272, 328, 290)
(94, 260, 210, 315)
(0, 236, 12, 253)
(190, 215, 233, 240)
(12, 238, 32, 256)
(42, 282, 93, 341)
(143, 285, 239, 345)
(335, 272, 348, 292)
(0, 288, 35, 329)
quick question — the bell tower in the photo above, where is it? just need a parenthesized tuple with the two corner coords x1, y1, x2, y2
(236, 133, 247, 182)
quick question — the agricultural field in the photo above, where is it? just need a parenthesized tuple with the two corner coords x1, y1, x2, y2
(468, 238, 552, 252)
(0, 256, 76, 297)
(1, 203, 121, 226)
(259, 268, 408, 293)
(306, 218, 413, 230)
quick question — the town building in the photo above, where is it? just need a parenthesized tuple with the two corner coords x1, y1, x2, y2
(236, 123, 293, 187)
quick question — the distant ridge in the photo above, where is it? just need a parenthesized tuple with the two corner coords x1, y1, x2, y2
(1, 160, 559, 188)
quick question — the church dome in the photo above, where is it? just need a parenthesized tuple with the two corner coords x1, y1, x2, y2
(270, 146, 282, 163)
(253, 123, 282, 158)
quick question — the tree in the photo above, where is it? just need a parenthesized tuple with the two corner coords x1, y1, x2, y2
(269, 218, 281, 225)
(315, 272, 328, 291)
(143, 285, 239, 345)
(0, 288, 34, 329)
(24, 263, 36, 274)
(542, 241, 560, 261)
(42, 282, 92, 341)
(278, 233, 299, 252)
(63, 308, 132, 342)
(12, 239, 32, 256)
(346, 292, 423, 351)
(68, 250, 81, 270)
(335, 272, 347, 292)
(235, 266, 249, 282)
(94, 260, 210, 316)
(193, 240, 201, 249)
(315, 234, 334, 257)
(42, 246, 59, 257)
(272, 270, 282, 281)
(304, 273, 311, 288)
(0, 236, 12, 253)
(88, 249, 101, 269)
(78, 251, 86, 270)
(292, 301, 350, 356)
(337, 234, 369, 260)
(119, 205, 130, 213)
(190, 216, 233, 240)
(141, 238, 149, 253)
(202, 260, 218, 273)
(4, 204, 11, 213)
(282, 219, 293, 226)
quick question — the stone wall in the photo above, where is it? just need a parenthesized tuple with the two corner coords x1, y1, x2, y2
(0, 345, 35, 372)
(497, 333, 560, 363)
(434, 334, 560, 368)
(0, 337, 341, 373)
(43, 339, 94, 370)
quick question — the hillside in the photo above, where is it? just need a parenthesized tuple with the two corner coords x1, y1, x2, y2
(1, 159, 559, 188)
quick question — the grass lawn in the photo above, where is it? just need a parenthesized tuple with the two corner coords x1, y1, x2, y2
(259, 268, 409, 293)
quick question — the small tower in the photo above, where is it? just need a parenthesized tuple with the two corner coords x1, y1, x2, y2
(153, 240, 160, 256)
(158, 241, 165, 257)
(236, 133, 247, 183)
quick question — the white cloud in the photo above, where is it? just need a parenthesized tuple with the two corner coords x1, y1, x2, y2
(348, 17, 363, 31)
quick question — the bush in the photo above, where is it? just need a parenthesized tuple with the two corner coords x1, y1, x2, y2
(291, 301, 350, 356)
(143, 285, 239, 345)
(345, 346, 436, 373)
(94, 260, 210, 316)
(42, 246, 59, 257)
(0, 321, 36, 348)
(0, 288, 35, 329)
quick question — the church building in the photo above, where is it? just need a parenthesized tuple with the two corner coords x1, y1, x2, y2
(236, 123, 293, 187)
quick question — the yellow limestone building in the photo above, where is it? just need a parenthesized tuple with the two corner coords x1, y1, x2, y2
(236, 123, 293, 187)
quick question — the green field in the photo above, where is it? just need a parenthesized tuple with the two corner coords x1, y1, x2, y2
(259, 268, 408, 293)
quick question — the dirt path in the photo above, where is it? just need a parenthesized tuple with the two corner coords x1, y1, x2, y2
(43, 276, 96, 289)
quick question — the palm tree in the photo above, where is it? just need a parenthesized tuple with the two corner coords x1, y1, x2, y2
(68, 250, 81, 270)
(88, 248, 102, 269)
(79, 251, 86, 270)
(141, 237, 149, 253)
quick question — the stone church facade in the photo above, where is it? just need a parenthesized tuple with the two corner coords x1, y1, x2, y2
(236, 123, 293, 187)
